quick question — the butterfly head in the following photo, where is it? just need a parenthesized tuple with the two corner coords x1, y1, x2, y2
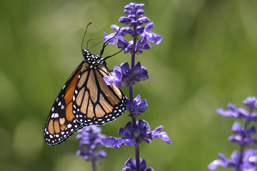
(82, 49, 105, 69)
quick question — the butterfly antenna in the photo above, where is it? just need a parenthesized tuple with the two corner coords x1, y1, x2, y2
(87, 37, 103, 50)
(100, 28, 121, 57)
(81, 22, 92, 51)
(104, 45, 127, 60)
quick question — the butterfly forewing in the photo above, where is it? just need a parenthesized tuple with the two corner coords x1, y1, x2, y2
(44, 62, 85, 146)
(44, 49, 126, 146)
(72, 63, 126, 125)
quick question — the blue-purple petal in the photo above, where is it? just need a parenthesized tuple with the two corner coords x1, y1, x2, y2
(102, 137, 123, 149)
(232, 121, 242, 133)
(137, 37, 151, 50)
(133, 62, 142, 74)
(123, 139, 136, 146)
(208, 159, 227, 170)
(238, 107, 249, 118)
(244, 149, 257, 164)
(103, 75, 124, 87)
(119, 16, 132, 24)
(117, 38, 129, 49)
(138, 17, 150, 25)
(112, 66, 122, 78)
(103, 32, 116, 44)
(143, 22, 162, 45)
(121, 62, 131, 75)
(120, 27, 134, 36)
(216, 108, 238, 117)
(231, 150, 240, 163)
(227, 103, 237, 111)
(150, 125, 171, 144)
(134, 66, 149, 82)
(124, 40, 134, 54)
(240, 163, 256, 171)
(229, 135, 243, 143)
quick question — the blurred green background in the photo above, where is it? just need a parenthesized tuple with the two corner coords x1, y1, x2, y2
(1, 0, 257, 170)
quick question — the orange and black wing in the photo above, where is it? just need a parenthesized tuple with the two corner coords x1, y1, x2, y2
(72, 63, 126, 125)
(44, 62, 85, 146)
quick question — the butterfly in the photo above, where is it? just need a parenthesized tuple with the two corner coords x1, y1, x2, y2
(44, 30, 126, 146)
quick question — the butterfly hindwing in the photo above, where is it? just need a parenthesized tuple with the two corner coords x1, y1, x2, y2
(72, 63, 126, 125)
(44, 62, 85, 146)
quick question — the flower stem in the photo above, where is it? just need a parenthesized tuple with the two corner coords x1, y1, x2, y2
(238, 109, 252, 169)
(130, 23, 141, 170)
(238, 111, 252, 168)
(91, 160, 96, 171)
(135, 143, 140, 169)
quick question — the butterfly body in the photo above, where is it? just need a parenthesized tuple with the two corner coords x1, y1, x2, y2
(44, 49, 126, 146)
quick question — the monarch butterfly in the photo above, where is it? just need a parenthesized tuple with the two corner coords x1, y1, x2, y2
(44, 27, 126, 146)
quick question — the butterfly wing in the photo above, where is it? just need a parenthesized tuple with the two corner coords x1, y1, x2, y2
(72, 63, 126, 125)
(44, 62, 85, 146)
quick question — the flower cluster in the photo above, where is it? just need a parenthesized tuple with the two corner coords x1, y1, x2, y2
(123, 158, 154, 171)
(103, 3, 162, 54)
(103, 120, 171, 149)
(76, 126, 107, 168)
(102, 2, 171, 170)
(126, 95, 148, 117)
(104, 62, 149, 88)
(208, 97, 257, 170)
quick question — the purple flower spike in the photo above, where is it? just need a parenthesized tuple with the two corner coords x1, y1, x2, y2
(209, 96, 257, 170)
(76, 126, 107, 163)
(123, 158, 153, 171)
(104, 2, 162, 54)
(126, 95, 148, 117)
(102, 2, 169, 170)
